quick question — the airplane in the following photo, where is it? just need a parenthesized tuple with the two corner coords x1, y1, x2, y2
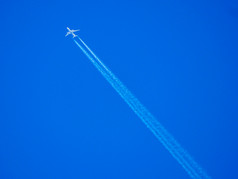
(65, 27, 79, 38)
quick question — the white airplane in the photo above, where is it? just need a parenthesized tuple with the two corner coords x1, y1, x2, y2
(65, 27, 79, 38)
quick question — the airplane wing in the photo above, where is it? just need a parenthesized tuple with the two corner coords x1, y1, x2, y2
(65, 32, 71, 36)
(71, 29, 79, 32)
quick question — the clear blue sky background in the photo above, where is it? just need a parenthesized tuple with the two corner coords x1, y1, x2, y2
(1, 0, 238, 178)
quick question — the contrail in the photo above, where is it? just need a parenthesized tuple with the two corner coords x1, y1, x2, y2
(73, 38, 210, 179)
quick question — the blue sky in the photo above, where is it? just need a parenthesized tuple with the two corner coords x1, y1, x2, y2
(1, 0, 238, 178)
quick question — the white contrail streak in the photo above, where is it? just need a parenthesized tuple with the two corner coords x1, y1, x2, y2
(73, 38, 210, 179)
